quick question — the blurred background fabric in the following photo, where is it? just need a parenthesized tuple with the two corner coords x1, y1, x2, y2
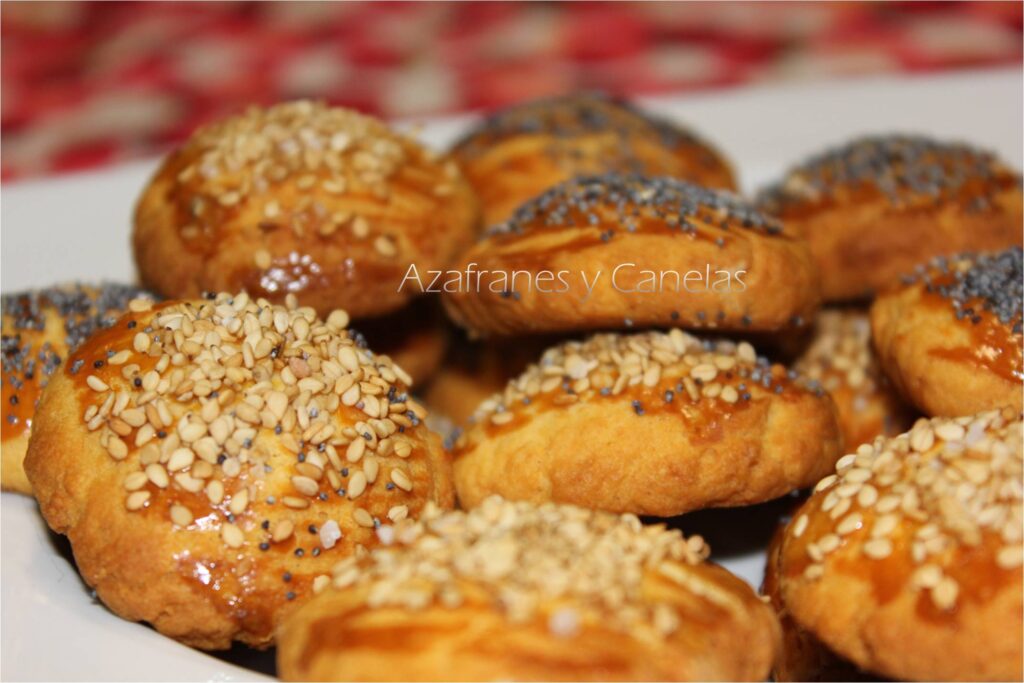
(2, 1, 1021, 180)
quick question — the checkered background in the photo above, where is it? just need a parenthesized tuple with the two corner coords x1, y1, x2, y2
(2, 1, 1021, 180)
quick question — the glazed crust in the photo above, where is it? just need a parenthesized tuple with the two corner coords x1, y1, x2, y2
(452, 331, 841, 516)
(2, 284, 153, 494)
(133, 101, 479, 319)
(278, 566, 778, 682)
(443, 175, 820, 337)
(24, 296, 454, 649)
(870, 254, 1023, 418)
(776, 411, 1024, 681)
(278, 498, 779, 682)
(763, 522, 874, 681)
(794, 309, 915, 450)
(758, 135, 1023, 302)
(451, 93, 736, 226)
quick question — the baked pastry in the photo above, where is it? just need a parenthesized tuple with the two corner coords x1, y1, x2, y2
(871, 247, 1023, 417)
(24, 292, 454, 649)
(355, 299, 449, 386)
(763, 519, 874, 681)
(423, 334, 553, 426)
(277, 496, 781, 681)
(756, 135, 1023, 301)
(443, 174, 820, 337)
(133, 100, 480, 318)
(794, 309, 915, 450)
(2, 283, 154, 494)
(776, 409, 1023, 681)
(452, 329, 842, 516)
(451, 92, 737, 226)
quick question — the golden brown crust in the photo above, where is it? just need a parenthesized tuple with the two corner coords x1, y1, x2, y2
(451, 93, 736, 226)
(870, 249, 1023, 417)
(757, 135, 1023, 302)
(763, 521, 875, 681)
(133, 101, 480, 319)
(794, 309, 916, 450)
(777, 410, 1023, 681)
(25, 293, 454, 649)
(443, 174, 820, 337)
(278, 498, 781, 681)
(452, 330, 841, 516)
(2, 283, 154, 494)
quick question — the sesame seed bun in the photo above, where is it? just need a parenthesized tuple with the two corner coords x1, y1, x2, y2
(133, 100, 480, 319)
(763, 517, 876, 681)
(757, 135, 1023, 302)
(451, 329, 842, 516)
(870, 248, 1023, 418)
(24, 292, 454, 649)
(442, 174, 821, 337)
(776, 409, 1023, 681)
(794, 309, 916, 451)
(1, 283, 155, 494)
(277, 496, 781, 681)
(451, 93, 737, 227)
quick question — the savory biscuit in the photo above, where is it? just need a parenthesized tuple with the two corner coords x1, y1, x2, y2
(451, 92, 736, 225)
(134, 100, 479, 318)
(757, 135, 1023, 301)
(794, 309, 915, 450)
(763, 520, 876, 681)
(278, 496, 780, 681)
(870, 247, 1022, 417)
(452, 329, 842, 516)
(443, 174, 820, 337)
(777, 409, 1023, 681)
(2, 283, 154, 494)
(24, 292, 454, 649)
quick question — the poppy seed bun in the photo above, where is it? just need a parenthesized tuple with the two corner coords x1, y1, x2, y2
(2, 283, 155, 494)
(443, 174, 820, 337)
(870, 248, 1023, 417)
(451, 93, 736, 226)
(757, 135, 1023, 301)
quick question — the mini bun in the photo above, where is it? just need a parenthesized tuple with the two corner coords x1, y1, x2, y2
(871, 247, 1022, 417)
(2, 283, 155, 493)
(794, 309, 915, 450)
(777, 409, 1023, 681)
(278, 496, 780, 682)
(443, 174, 820, 337)
(452, 329, 842, 516)
(452, 93, 736, 225)
(134, 100, 479, 318)
(25, 292, 454, 649)
(757, 135, 1023, 301)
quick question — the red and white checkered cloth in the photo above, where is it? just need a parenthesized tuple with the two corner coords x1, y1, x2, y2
(2, 1, 1021, 180)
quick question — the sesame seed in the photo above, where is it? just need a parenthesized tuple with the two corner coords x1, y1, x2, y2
(390, 469, 413, 492)
(170, 504, 193, 527)
(125, 490, 150, 511)
(221, 523, 244, 548)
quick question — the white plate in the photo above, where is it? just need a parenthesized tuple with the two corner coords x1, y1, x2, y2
(2, 68, 1022, 682)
